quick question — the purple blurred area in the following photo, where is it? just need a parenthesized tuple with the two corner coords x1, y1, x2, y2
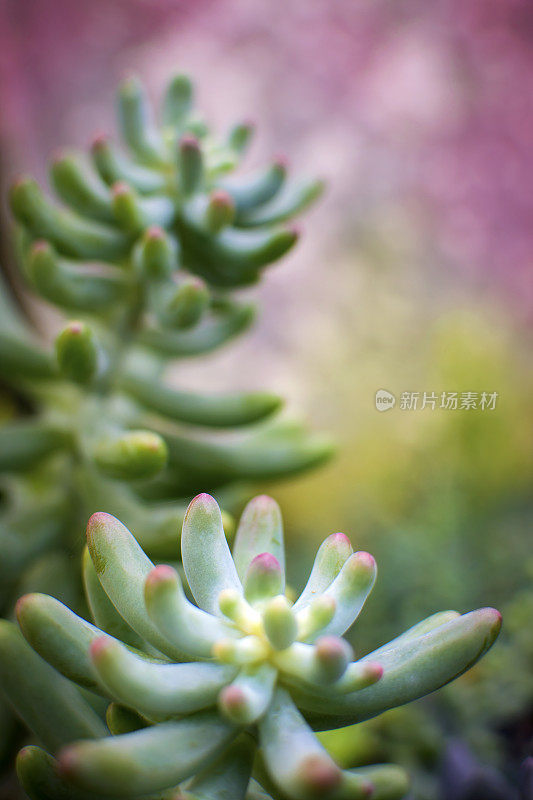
(1, 0, 532, 315)
(0, 0, 213, 174)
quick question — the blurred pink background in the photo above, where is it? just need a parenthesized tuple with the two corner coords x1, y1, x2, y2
(1, 0, 532, 318)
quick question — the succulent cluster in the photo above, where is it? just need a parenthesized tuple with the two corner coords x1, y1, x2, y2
(0, 73, 331, 609)
(0, 493, 501, 800)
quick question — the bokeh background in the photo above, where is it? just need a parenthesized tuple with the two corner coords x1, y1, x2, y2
(1, 1, 532, 797)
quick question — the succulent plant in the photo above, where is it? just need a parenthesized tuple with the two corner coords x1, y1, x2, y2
(0, 493, 501, 800)
(0, 73, 331, 609)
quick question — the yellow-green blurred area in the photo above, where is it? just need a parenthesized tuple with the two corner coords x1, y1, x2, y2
(277, 290, 532, 615)
(267, 251, 533, 784)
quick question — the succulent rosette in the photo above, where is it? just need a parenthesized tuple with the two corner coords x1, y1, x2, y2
(0, 494, 501, 800)
(0, 73, 331, 609)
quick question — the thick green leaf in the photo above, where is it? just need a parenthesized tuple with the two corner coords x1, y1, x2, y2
(0, 330, 55, 381)
(177, 135, 204, 195)
(111, 184, 174, 234)
(233, 496, 285, 584)
(162, 421, 334, 483)
(178, 214, 298, 287)
(91, 635, 235, 720)
(0, 621, 106, 753)
(10, 179, 130, 261)
(59, 713, 237, 796)
(16, 745, 118, 800)
(221, 162, 286, 213)
(317, 552, 377, 639)
(28, 242, 127, 311)
(185, 735, 255, 800)
(91, 135, 166, 193)
(93, 430, 168, 481)
(105, 703, 148, 735)
(182, 494, 242, 614)
(121, 372, 280, 428)
(336, 765, 409, 800)
(0, 421, 71, 472)
(86, 512, 185, 659)
(16, 592, 107, 694)
(218, 664, 276, 725)
(50, 153, 113, 222)
(162, 74, 193, 128)
(236, 179, 324, 228)
(367, 610, 460, 661)
(82, 547, 145, 650)
(55, 321, 99, 384)
(117, 77, 166, 165)
(144, 564, 237, 658)
(296, 608, 502, 726)
(293, 534, 353, 612)
(140, 300, 255, 357)
(259, 689, 342, 800)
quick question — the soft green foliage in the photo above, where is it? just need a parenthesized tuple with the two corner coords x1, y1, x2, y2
(0, 494, 501, 800)
(0, 73, 331, 609)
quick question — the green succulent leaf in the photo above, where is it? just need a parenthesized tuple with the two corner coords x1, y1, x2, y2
(162, 421, 334, 484)
(140, 299, 256, 356)
(105, 703, 148, 736)
(91, 134, 166, 193)
(221, 161, 287, 213)
(28, 241, 127, 311)
(182, 493, 243, 614)
(10, 178, 130, 261)
(50, 152, 114, 223)
(338, 765, 409, 800)
(117, 76, 166, 165)
(161, 73, 193, 128)
(82, 547, 146, 649)
(16, 745, 118, 800)
(294, 608, 502, 726)
(16, 592, 108, 695)
(145, 564, 238, 658)
(293, 534, 353, 612)
(0, 621, 106, 753)
(90, 635, 236, 720)
(259, 688, 343, 800)
(236, 178, 324, 228)
(218, 664, 277, 725)
(86, 512, 185, 659)
(93, 430, 168, 481)
(233, 495, 285, 583)
(56, 321, 99, 384)
(315, 552, 377, 639)
(0, 421, 71, 472)
(183, 735, 256, 800)
(121, 372, 281, 428)
(59, 713, 237, 796)
(0, 328, 55, 381)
